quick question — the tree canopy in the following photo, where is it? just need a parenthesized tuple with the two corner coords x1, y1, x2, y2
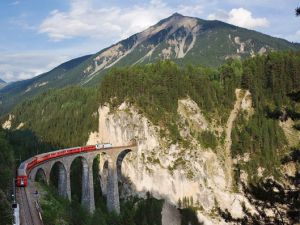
(296, 6, 300, 16)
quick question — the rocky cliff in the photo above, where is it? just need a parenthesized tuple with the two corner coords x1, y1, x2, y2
(86, 89, 256, 224)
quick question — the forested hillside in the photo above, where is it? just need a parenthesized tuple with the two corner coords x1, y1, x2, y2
(232, 51, 300, 182)
(2, 51, 300, 224)
(7, 52, 300, 178)
(8, 60, 241, 146)
(0, 130, 14, 225)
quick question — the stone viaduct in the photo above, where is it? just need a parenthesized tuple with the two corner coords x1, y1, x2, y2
(29, 145, 137, 213)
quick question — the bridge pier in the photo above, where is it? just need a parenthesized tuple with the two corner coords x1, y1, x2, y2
(66, 171, 71, 200)
(58, 163, 68, 198)
(106, 157, 120, 214)
(81, 158, 95, 213)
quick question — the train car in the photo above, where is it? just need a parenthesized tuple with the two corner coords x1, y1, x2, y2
(27, 158, 37, 170)
(16, 144, 111, 187)
(16, 162, 28, 187)
(82, 145, 97, 152)
(95, 144, 102, 149)
(103, 143, 112, 148)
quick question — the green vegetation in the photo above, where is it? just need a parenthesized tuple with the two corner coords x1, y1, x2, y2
(180, 208, 203, 225)
(232, 51, 300, 182)
(296, 7, 300, 16)
(177, 197, 204, 225)
(10, 60, 240, 146)
(12, 87, 98, 147)
(2, 50, 300, 224)
(39, 182, 163, 225)
(197, 130, 218, 149)
(99, 60, 239, 142)
(39, 185, 71, 225)
(0, 129, 14, 225)
(8, 52, 300, 184)
(0, 54, 92, 116)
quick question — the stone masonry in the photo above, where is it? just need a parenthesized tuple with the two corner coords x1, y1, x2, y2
(29, 145, 137, 213)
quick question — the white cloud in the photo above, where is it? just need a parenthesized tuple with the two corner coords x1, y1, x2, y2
(280, 30, 300, 43)
(39, 0, 203, 41)
(208, 8, 269, 29)
(176, 4, 203, 18)
(11, 1, 20, 6)
(0, 50, 83, 82)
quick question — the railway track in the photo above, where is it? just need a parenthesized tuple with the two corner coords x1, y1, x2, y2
(19, 187, 34, 225)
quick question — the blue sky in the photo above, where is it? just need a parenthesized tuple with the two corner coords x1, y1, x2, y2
(0, 0, 299, 82)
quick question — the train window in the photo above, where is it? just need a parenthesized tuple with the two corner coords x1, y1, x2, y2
(12, 203, 17, 209)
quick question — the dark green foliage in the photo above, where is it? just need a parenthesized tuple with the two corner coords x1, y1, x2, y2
(6, 129, 57, 161)
(233, 51, 300, 182)
(9, 60, 239, 146)
(40, 183, 163, 225)
(12, 86, 99, 147)
(180, 207, 203, 225)
(93, 156, 107, 211)
(197, 131, 218, 149)
(99, 60, 238, 142)
(133, 192, 163, 225)
(50, 163, 60, 189)
(0, 129, 14, 225)
(296, 7, 300, 16)
(246, 176, 300, 224)
(40, 185, 71, 225)
(70, 158, 83, 203)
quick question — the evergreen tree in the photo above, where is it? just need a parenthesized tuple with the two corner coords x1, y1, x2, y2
(296, 7, 300, 16)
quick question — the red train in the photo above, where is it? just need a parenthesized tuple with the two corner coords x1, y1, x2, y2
(16, 143, 112, 187)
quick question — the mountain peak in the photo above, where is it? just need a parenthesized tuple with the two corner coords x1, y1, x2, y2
(170, 12, 183, 18)
(0, 78, 6, 84)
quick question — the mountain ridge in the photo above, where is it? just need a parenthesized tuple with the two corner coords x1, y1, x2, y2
(0, 78, 7, 89)
(1, 13, 300, 115)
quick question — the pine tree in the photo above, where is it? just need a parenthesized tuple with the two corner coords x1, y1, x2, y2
(178, 198, 182, 208)
(296, 7, 300, 16)
(190, 196, 193, 206)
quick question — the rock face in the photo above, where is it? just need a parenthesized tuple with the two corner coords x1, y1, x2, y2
(2, 114, 13, 129)
(87, 92, 256, 224)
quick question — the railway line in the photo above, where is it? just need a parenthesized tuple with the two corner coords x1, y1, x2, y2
(19, 188, 34, 225)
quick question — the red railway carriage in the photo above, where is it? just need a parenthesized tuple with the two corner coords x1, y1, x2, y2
(15, 144, 109, 187)
(16, 175, 27, 187)
(16, 162, 28, 187)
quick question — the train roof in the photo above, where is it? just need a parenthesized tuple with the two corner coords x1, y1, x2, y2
(17, 144, 113, 171)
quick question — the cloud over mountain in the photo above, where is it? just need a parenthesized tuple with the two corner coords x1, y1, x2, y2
(38, 0, 203, 41)
(208, 8, 269, 29)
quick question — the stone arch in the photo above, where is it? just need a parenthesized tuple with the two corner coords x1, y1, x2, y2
(49, 161, 68, 198)
(116, 149, 133, 179)
(99, 152, 110, 196)
(34, 167, 47, 183)
(92, 153, 110, 208)
(70, 155, 94, 211)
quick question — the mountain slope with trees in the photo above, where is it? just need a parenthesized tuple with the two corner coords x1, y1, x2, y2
(3, 51, 300, 223)
(1, 13, 300, 116)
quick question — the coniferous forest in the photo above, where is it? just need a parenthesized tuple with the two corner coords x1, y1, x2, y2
(1, 51, 300, 224)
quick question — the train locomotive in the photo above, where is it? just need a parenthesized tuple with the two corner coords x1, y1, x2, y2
(16, 143, 112, 187)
